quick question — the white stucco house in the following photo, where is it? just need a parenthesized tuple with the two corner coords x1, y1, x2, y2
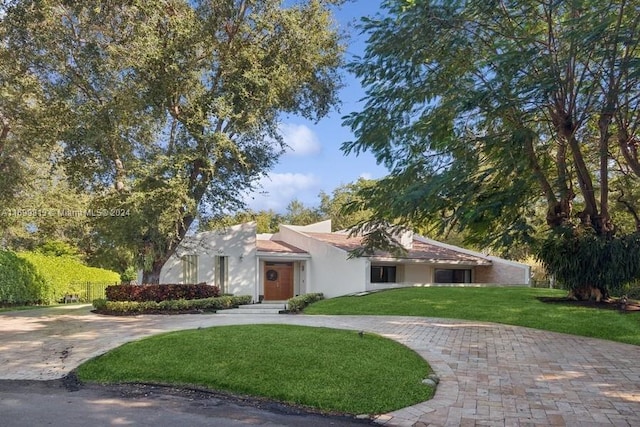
(157, 220, 531, 301)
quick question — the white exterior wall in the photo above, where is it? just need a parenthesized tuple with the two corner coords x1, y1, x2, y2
(403, 263, 433, 284)
(413, 235, 531, 286)
(278, 225, 367, 297)
(159, 223, 257, 296)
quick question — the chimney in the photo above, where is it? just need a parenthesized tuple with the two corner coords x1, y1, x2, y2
(395, 229, 413, 250)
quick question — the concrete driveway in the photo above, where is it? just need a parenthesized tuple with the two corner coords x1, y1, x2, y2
(1, 305, 639, 426)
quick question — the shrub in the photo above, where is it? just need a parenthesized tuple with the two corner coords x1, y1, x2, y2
(287, 293, 324, 313)
(0, 250, 48, 305)
(232, 295, 252, 306)
(92, 298, 108, 311)
(17, 252, 120, 303)
(105, 283, 220, 302)
(537, 230, 640, 297)
(93, 294, 252, 314)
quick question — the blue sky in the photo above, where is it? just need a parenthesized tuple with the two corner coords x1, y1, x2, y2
(243, 0, 388, 212)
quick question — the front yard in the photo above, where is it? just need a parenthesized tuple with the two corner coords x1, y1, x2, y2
(76, 324, 434, 415)
(304, 287, 640, 346)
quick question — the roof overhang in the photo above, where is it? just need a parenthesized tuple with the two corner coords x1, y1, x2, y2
(367, 256, 492, 266)
(257, 251, 312, 260)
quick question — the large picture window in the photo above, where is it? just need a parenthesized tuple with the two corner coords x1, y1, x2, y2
(434, 268, 471, 283)
(370, 265, 397, 283)
(182, 255, 198, 284)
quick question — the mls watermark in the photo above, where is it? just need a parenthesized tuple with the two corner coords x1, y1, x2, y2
(1, 208, 131, 218)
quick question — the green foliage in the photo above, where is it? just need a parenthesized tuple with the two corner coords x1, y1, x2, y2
(95, 295, 252, 313)
(0, 250, 47, 305)
(35, 240, 80, 258)
(2, 0, 344, 283)
(537, 230, 640, 297)
(341, 0, 640, 283)
(204, 177, 377, 233)
(624, 285, 640, 300)
(319, 177, 377, 231)
(92, 298, 108, 311)
(120, 266, 137, 283)
(17, 252, 120, 303)
(287, 293, 324, 312)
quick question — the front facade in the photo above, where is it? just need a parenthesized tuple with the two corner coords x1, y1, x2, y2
(158, 220, 531, 300)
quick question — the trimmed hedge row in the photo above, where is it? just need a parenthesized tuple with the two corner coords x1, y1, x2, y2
(17, 252, 120, 304)
(93, 295, 252, 314)
(106, 283, 221, 302)
(287, 293, 324, 313)
(0, 250, 47, 305)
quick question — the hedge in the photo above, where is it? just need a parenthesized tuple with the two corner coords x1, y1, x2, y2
(287, 293, 324, 313)
(93, 295, 252, 314)
(105, 283, 221, 302)
(0, 250, 48, 305)
(17, 252, 120, 303)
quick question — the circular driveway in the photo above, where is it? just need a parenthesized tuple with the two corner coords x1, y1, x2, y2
(1, 305, 639, 426)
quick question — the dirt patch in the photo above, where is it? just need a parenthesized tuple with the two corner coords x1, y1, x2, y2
(537, 296, 640, 312)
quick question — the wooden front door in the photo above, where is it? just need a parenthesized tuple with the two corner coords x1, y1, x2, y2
(264, 262, 294, 300)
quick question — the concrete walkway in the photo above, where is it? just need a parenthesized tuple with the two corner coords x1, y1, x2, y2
(0, 305, 639, 426)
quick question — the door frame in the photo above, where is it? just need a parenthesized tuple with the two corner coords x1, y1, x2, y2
(262, 261, 294, 301)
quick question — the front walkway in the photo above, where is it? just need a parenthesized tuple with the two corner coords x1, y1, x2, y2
(0, 305, 638, 426)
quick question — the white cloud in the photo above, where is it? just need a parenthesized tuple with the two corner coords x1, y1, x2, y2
(359, 172, 373, 180)
(279, 123, 322, 156)
(244, 172, 320, 212)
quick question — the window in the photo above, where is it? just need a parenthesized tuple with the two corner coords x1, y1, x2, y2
(182, 255, 198, 284)
(370, 265, 397, 283)
(215, 256, 228, 293)
(434, 268, 471, 283)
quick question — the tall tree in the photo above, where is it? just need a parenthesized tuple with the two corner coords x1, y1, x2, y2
(319, 177, 375, 230)
(4, 0, 343, 283)
(343, 0, 640, 298)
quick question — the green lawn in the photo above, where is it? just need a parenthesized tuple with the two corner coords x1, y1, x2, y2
(76, 324, 434, 415)
(305, 287, 640, 346)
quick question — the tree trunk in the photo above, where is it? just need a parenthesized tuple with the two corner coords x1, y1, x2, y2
(567, 286, 608, 302)
(141, 258, 167, 285)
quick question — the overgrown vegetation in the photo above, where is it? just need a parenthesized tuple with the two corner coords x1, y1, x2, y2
(76, 324, 434, 414)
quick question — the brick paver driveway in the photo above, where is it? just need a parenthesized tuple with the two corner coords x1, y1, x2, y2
(1, 305, 638, 426)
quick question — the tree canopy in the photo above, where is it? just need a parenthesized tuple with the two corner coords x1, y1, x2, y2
(2, 0, 344, 282)
(343, 0, 640, 297)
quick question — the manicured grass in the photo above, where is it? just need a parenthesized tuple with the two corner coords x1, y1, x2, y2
(304, 287, 640, 346)
(76, 324, 434, 415)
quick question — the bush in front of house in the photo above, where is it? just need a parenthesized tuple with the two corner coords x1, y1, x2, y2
(105, 283, 220, 302)
(287, 293, 324, 313)
(92, 295, 252, 314)
(0, 250, 48, 305)
(17, 251, 120, 303)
